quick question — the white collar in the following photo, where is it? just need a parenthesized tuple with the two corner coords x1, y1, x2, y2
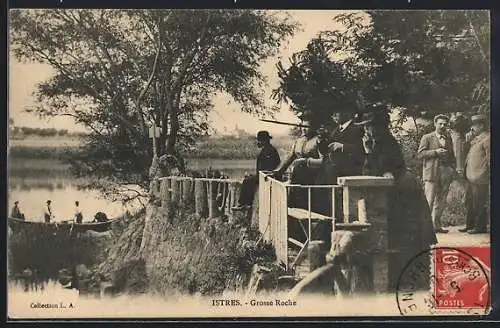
(435, 131, 446, 139)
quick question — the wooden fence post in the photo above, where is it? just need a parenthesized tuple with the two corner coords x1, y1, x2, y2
(195, 180, 208, 218)
(181, 178, 194, 206)
(171, 178, 180, 206)
(159, 178, 171, 207)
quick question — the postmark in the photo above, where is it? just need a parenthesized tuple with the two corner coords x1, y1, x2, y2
(396, 246, 491, 316)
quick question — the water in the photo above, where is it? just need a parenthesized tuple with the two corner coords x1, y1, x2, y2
(7, 157, 260, 318)
(8, 185, 142, 222)
(8, 158, 254, 221)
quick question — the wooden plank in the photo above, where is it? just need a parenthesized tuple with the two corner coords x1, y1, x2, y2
(194, 180, 208, 217)
(288, 208, 332, 221)
(337, 176, 394, 187)
(181, 178, 194, 205)
(335, 222, 371, 231)
(196, 177, 239, 183)
(288, 237, 305, 248)
(208, 181, 215, 218)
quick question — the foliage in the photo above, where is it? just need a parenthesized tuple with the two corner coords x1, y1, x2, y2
(272, 10, 490, 127)
(10, 9, 298, 192)
(98, 204, 276, 296)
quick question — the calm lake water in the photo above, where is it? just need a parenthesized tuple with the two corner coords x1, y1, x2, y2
(8, 158, 255, 221)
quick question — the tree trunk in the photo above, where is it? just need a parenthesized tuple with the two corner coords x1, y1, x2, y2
(165, 100, 178, 155)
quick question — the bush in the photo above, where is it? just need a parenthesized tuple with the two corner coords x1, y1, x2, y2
(99, 204, 277, 297)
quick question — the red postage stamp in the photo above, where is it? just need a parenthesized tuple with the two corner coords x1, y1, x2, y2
(433, 246, 491, 310)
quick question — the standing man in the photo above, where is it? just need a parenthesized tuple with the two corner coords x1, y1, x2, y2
(418, 114, 456, 234)
(44, 200, 54, 223)
(74, 201, 83, 224)
(460, 114, 490, 234)
(319, 109, 365, 180)
(234, 130, 281, 209)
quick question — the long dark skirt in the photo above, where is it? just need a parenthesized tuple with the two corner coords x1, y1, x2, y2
(387, 170, 437, 290)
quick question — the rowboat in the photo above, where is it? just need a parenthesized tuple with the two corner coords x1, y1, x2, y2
(7, 217, 117, 234)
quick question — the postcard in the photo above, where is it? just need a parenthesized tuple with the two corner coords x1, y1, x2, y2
(7, 8, 492, 319)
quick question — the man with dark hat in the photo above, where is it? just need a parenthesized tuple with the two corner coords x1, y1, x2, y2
(234, 130, 281, 209)
(320, 108, 365, 180)
(312, 108, 364, 218)
(461, 114, 490, 234)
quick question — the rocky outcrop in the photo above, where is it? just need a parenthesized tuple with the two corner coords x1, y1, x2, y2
(88, 203, 277, 297)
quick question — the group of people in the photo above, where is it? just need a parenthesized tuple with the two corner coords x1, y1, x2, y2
(419, 113, 490, 235)
(234, 105, 490, 252)
(11, 199, 109, 224)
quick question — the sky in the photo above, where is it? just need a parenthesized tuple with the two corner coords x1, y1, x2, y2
(8, 10, 357, 137)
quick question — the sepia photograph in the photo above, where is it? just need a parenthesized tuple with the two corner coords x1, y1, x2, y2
(7, 8, 492, 318)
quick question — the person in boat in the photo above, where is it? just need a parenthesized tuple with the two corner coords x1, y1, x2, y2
(44, 200, 54, 223)
(74, 201, 83, 224)
(357, 107, 437, 287)
(233, 130, 281, 210)
(93, 211, 109, 223)
(11, 201, 25, 220)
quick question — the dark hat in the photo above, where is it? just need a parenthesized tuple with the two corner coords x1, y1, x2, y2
(46, 200, 52, 204)
(355, 109, 389, 126)
(14, 201, 19, 205)
(257, 130, 272, 140)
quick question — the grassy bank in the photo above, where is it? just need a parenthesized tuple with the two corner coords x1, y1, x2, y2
(97, 204, 278, 296)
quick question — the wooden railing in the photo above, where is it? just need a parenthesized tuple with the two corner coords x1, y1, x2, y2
(155, 173, 396, 293)
(258, 172, 288, 268)
(258, 172, 345, 271)
(156, 176, 242, 219)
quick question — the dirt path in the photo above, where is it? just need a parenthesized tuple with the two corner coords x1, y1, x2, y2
(436, 225, 490, 247)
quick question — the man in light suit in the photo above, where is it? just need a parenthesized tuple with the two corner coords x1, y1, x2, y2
(460, 114, 490, 234)
(418, 114, 456, 233)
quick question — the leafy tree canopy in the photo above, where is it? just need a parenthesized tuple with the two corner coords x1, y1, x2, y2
(10, 9, 298, 192)
(272, 10, 490, 127)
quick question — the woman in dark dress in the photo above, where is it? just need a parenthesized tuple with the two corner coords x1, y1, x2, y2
(358, 109, 437, 289)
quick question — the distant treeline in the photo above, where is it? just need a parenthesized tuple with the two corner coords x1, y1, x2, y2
(9, 134, 294, 161)
(189, 135, 292, 160)
(10, 126, 88, 138)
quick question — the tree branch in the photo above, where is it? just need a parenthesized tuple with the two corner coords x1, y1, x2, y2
(465, 12, 488, 63)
